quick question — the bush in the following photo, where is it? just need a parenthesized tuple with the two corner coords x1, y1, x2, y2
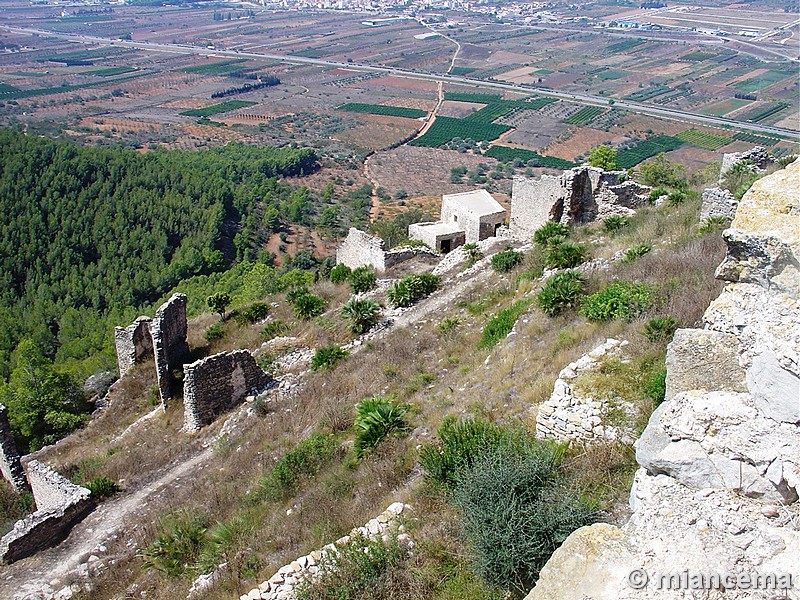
(667, 190, 686, 206)
(602, 215, 629, 234)
(260, 320, 289, 340)
(207, 292, 231, 319)
(85, 476, 120, 499)
(644, 368, 667, 405)
(621, 243, 652, 263)
(204, 323, 224, 342)
(643, 316, 678, 343)
(544, 242, 586, 269)
(285, 286, 310, 304)
(648, 187, 668, 204)
(463, 242, 484, 266)
(138, 512, 208, 576)
(533, 221, 569, 247)
(341, 298, 381, 335)
(387, 273, 440, 307)
(536, 271, 586, 316)
(478, 300, 533, 350)
(353, 396, 411, 457)
(293, 293, 326, 320)
(350, 266, 377, 294)
(311, 345, 349, 371)
(329, 264, 352, 284)
(580, 281, 651, 321)
(490, 247, 524, 273)
(233, 302, 270, 325)
(260, 433, 340, 500)
(453, 444, 596, 594)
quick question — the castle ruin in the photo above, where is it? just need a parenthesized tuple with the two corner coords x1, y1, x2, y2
(0, 404, 30, 494)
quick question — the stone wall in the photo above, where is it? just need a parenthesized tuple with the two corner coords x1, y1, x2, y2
(336, 228, 388, 272)
(524, 159, 800, 600)
(237, 503, 413, 600)
(510, 168, 650, 239)
(113, 294, 189, 405)
(719, 146, 775, 183)
(0, 461, 94, 564)
(699, 187, 738, 224)
(0, 404, 29, 494)
(183, 350, 273, 432)
(535, 339, 632, 444)
(113, 316, 152, 378)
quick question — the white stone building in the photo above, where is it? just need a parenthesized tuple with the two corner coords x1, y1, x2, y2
(409, 189, 506, 253)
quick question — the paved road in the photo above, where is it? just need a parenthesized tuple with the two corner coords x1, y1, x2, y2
(3, 25, 798, 140)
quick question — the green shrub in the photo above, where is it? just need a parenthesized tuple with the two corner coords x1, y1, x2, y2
(204, 323, 224, 342)
(648, 187, 668, 204)
(295, 535, 406, 600)
(544, 242, 586, 269)
(621, 243, 652, 263)
(453, 444, 596, 594)
(233, 302, 270, 325)
(85, 476, 120, 499)
(353, 396, 411, 457)
(536, 271, 586, 316)
(463, 242, 484, 266)
(644, 368, 667, 405)
(285, 286, 310, 304)
(602, 215, 629, 233)
(643, 316, 678, 343)
(667, 190, 686, 205)
(341, 298, 381, 335)
(207, 292, 231, 319)
(349, 266, 377, 294)
(478, 300, 533, 350)
(138, 512, 209, 576)
(311, 345, 349, 371)
(293, 293, 326, 320)
(699, 215, 730, 233)
(261, 433, 340, 499)
(533, 221, 569, 247)
(580, 281, 651, 321)
(260, 320, 289, 340)
(387, 273, 440, 307)
(329, 264, 352, 284)
(491, 247, 524, 273)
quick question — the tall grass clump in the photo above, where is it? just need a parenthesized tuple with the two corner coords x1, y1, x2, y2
(478, 300, 533, 350)
(257, 433, 341, 500)
(138, 511, 209, 576)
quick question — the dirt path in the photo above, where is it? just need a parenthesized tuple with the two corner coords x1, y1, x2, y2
(1, 448, 213, 600)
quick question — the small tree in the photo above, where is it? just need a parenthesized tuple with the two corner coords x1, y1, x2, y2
(207, 292, 231, 319)
(587, 145, 618, 171)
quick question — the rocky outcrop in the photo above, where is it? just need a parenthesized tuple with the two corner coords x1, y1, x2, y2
(238, 503, 413, 600)
(536, 339, 634, 444)
(182, 350, 273, 432)
(0, 461, 94, 564)
(525, 159, 800, 599)
(511, 168, 651, 239)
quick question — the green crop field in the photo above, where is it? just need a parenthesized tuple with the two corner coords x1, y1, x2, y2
(563, 106, 605, 125)
(450, 66, 478, 76)
(625, 85, 672, 101)
(606, 38, 646, 53)
(338, 103, 427, 119)
(0, 83, 20, 96)
(732, 70, 793, 93)
(180, 100, 257, 117)
(597, 69, 628, 81)
(740, 102, 791, 123)
(698, 98, 752, 117)
(616, 136, 685, 169)
(675, 129, 731, 150)
(91, 66, 137, 77)
(485, 146, 576, 169)
(733, 131, 780, 146)
(445, 92, 503, 104)
(409, 117, 510, 147)
(181, 59, 250, 75)
(681, 51, 720, 62)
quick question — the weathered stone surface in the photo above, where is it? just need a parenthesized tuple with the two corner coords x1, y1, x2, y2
(719, 146, 775, 183)
(746, 350, 800, 424)
(699, 187, 738, 224)
(664, 329, 747, 401)
(113, 316, 152, 377)
(151, 293, 190, 404)
(0, 461, 94, 564)
(510, 168, 650, 239)
(183, 350, 273, 432)
(0, 404, 29, 494)
(336, 228, 389, 271)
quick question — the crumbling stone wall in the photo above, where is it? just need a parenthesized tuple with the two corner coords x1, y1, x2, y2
(699, 187, 738, 224)
(0, 404, 29, 494)
(510, 168, 650, 239)
(336, 228, 388, 272)
(719, 146, 775, 183)
(114, 293, 189, 405)
(0, 461, 94, 564)
(183, 350, 273, 432)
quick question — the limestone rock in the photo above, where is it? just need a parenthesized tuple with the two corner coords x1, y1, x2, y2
(699, 187, 737, 224)
(746, 350, 800, 424)
(719, 146, 775, 183)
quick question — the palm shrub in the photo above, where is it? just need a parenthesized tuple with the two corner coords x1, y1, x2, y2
(349, 266, 377, 294)
(491, 247, 524, 273)
(329, 263, 352, 284)
(621, 243, 652, 263)
(138, 512, 209, 576)
(310, 345, 348, 371)
(204, 323, 224, 342)
(463, 242, 484, 266)
(533, 221, 569, 247)
(536, 271, 586, 316)
(602, 215, 629, 234)
(260, 320, 289, 340)
(387, 273, 440, 307)
(580, 281, 651, 321)
(285, 286, 310, 304)
(544, 242, 587, 269)
(353, 395, 411, 457)
(341, 297, 381, 335)
(293, 293, 325, 320)
(85, 476, 120, 499)
(643, 316, 678, 343)
(233, 302, 270, 325)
